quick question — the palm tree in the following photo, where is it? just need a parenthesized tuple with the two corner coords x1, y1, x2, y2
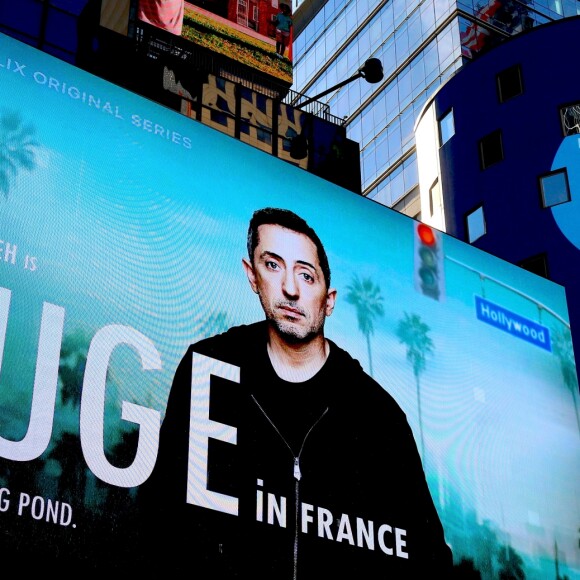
(396, 312, 434, 459)
(199, 311, 231, 339)
(497, 544, 525, 580)
(0, 110, 38, 197)
(59, 329, 90, 408)
(551, 326, 580, 435)
(345, 274, 384, 377)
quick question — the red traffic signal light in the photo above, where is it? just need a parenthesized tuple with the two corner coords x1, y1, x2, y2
(417, 223, 437, 246)
(414, 223, 445, 301)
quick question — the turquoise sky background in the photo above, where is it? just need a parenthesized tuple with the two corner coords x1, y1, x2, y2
(0, 34, 579, 578)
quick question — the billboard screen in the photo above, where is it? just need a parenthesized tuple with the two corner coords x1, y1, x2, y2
(136, 0, 293, 85)
(0, 33, 579, 578)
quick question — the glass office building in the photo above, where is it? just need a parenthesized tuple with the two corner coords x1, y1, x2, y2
(291, 0, 579, 217)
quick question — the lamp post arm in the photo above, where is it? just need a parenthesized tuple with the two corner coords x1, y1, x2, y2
(294, 71, 363, 109)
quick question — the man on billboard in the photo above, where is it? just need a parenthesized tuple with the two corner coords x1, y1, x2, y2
(137, 207, 452, 578)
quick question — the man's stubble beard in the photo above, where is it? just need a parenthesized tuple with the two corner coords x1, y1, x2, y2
(261, 299, 326, 344)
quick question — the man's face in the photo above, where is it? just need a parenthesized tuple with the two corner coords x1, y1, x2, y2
(243, 224, 336, 343)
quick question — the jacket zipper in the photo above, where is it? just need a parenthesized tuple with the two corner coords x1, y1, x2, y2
(251, 394, 328, 580)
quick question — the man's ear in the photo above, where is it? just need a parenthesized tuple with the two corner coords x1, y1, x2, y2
(325, 288, 337, 316)
(242, 257, 259, 294)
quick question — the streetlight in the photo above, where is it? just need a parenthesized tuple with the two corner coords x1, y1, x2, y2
(294, 58, 384, 110)
(290, 58, 383, 160)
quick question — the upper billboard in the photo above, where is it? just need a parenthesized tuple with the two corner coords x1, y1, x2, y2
(136, 0, 293, 85)
(0, 33, 579, 578)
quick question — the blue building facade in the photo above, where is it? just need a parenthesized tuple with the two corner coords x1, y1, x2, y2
(415, 16, 580, 373)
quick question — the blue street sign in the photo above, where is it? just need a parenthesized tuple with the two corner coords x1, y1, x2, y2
(475, 296, 552, 352)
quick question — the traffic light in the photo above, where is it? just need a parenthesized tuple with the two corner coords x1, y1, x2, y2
(414, 222, 445, 301)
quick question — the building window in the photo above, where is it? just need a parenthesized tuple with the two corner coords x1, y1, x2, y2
(439, 109, 455, 146)
(479, 130, 503, 169)
(560, 102, 580, 136)
(466, 205, 486, 243)
(429, 178, 441, 217)
(497, 64, 523, 103)
(539, 168, 571, 208)
(518, 253, 549, 279)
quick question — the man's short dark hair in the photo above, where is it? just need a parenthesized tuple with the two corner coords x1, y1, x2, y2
(247, 207, 331, 288)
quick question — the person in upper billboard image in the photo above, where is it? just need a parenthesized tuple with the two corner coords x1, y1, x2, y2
(273, 3, 293, 58)
(137, 207, 453, 578)
(138, 0, 185, 35)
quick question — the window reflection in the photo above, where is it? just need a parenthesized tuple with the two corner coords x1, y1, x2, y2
(439, 109, 455, 146)
(466, 206, 486, 243)
(539, 169, 571, 208)
(560, 103, 580, 136)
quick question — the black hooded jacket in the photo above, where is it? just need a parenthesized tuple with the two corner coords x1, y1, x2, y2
(137, 321, 453, 578)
